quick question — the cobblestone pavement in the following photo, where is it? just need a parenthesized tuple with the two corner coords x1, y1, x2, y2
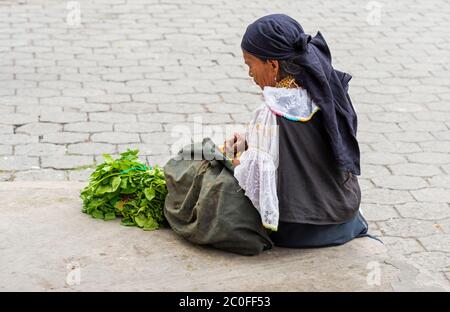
(0, 0, 449, 288)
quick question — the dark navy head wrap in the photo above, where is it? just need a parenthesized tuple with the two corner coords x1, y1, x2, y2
(241, 14, 361, 175)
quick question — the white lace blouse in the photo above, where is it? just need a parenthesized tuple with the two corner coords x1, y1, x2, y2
(233, 87, 319, 231)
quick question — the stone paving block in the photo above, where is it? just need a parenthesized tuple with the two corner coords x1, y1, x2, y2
(358, 178, 375, 192)
(94, 153, 148, 165)
(39, 112, 87, 123)
(147, 154, 171, 167)
(430, 130, 450, 141)
(16, 88, 60, 98)
(395, 202, 450, 220)
(14, 169, 66, 181)
(68, 168, 94, 182)
(384, 131, 435, 143)
(230, 112, 253, 124)
(87, 94, 131, 104)
(117, 143, 170, 156)
(77, 103, 111, 112)
(111, 103, 157, 114)
(362, 153, 406, 165)
(427, 175, 450, 188)
(362, 188, 414, 205)
(63, 89, 105, 97)
(389, 163, 443, 177)
(67, 143, 116, 155)
(138, 112, 186, 123)
(0, 125, 13, 134)
(440, 164, 450, 175)
(0, 171, 11, 181)
(418, 234, 450, 253)
(0, 95, 39, 106)
(358, 132, 386, 144)
(370, 141, 423, 154)
(41, 132, 89, 144)
(89, 112, 137, 123)
(371, 175, 428, 190)
(0, 134, 38, 145)
(0, 113, 37, 125)
(361, 203, 400, 221)
(113, 122, 162, 133)
(399, 121, 447, 132)
(419, 141, 450, 153)
(158, 103, 205, 113)
(414, 111, 450, 122)
(381, 237, 426, 256)
(410, 188, 450, 204)
(360, 164, 391, 179)
(40, 97, 86, 107)
(407, 152, 450, 164)
(15, 123, 62, 135)
(16, 105, 62, 114)
(41, 155, 94, 170)
(368, 112, 413, 123)
(383, 102, 427, 113)
(0, 155, 39, 171)
(39, 80, 81, 89)
(15, 143, 66, 156)
(0, 145, 12, 155)
(64, 122, 113, 133)
(378, 218, 443, 237)
(91, 132, 140, 144)
(405, 252, 450, 274)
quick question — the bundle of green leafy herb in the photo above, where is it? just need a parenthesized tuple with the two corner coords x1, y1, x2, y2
(80, 149, 168, 231)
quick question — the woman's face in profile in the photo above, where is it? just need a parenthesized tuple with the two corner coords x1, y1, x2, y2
(243, 50, 279, 89)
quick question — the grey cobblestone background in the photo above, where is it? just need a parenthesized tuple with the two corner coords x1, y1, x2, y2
(0, 0, 448, 288)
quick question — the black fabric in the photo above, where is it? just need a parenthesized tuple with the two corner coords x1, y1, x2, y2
(270, 212, 369, 248)
(163, 138, 273, 256)
(241, 13, 361, 175)
(277, 112, 361, 224)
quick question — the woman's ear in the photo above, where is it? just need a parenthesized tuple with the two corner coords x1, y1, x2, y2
(269, 59, 280, 80)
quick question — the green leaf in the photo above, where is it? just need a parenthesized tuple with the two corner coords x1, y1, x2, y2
(80, 149, 168, 231)
(103, 154, 114, 164)
(144, 187, 155, 201)
(104, 212, 116, 221)
(143, 217, 159, 231)
(120, 218, 135, 226)
(134, 215, 147, 227)
(95, 184, 112, 195)
(114, 200, 125, 211)
(120, 178, 128, 189)
(111, 176, 121, 192)
(92, 210, 104, 219)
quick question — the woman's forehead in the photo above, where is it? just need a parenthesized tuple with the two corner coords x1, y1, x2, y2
(243, 51, 256, 62)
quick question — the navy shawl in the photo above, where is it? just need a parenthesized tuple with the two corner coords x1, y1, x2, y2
(241, 14, 360, 175)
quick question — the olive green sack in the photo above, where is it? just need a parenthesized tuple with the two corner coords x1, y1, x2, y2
(163, 138, 273, 256)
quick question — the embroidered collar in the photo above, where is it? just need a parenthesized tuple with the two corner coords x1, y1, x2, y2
(263, 86, 319, 122)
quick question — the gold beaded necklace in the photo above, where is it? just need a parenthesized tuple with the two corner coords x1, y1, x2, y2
(275, 75, 299, 88)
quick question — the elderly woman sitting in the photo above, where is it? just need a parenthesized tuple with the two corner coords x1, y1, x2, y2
(164, 14, 375, 254)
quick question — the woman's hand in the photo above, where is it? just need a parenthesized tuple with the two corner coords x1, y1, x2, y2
(223, 132, 247, 159)
(233, 132, 247, 157)
(223, 136, 236, 159)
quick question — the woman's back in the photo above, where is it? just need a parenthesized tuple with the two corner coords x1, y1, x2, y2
(277, 110, 361, 225)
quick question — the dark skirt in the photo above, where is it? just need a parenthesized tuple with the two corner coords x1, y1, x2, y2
(269, 212, 372, 248)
